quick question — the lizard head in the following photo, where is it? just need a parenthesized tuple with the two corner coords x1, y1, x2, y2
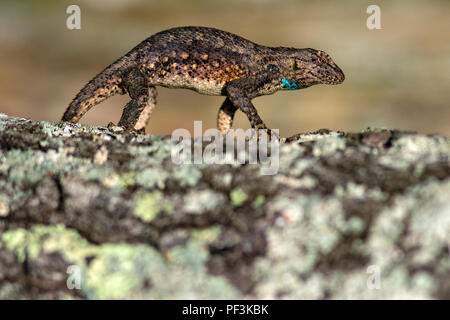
(282, 48, 345, 89)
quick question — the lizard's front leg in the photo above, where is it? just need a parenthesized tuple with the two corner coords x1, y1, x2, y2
(117, 68, 157, 133)
(223, 65, 280, 136)
(225, 83, 269, 132)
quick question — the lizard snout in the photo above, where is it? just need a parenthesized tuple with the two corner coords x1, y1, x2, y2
(327, 64, 345, 85)
(335, 65, 345, 84)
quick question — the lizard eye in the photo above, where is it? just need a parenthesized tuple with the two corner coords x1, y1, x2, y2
(291, 59, 297, 70)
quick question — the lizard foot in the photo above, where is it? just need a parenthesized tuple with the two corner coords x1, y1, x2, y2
(249, 128, 280, 142)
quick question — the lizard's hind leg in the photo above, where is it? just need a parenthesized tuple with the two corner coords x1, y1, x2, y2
(117, 68, 157, 133)
(217, 97, 238, 135)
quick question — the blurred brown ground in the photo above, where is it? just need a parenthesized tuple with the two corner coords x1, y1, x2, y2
(0, 0, 449, 137)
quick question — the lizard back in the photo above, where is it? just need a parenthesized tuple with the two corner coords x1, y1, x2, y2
(135, 26, 270, 95)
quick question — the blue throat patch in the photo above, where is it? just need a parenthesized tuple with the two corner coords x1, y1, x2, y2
(282, 78, 298, 90)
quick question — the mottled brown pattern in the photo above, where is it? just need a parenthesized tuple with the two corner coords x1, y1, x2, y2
(62, 26, 345, 133)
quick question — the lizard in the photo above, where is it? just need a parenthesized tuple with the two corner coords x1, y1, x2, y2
(62, 26, 345, 135)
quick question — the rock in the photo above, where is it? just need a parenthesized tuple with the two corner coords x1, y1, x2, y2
(0, 113, 448, 299)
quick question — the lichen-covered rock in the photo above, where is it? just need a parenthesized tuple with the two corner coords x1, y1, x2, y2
(0, 113, 448, 299)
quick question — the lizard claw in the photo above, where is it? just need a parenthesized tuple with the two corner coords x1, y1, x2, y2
(251, 128, 280, 141)
(267, 129, 280, 141)
(109, 124, 146, 135)
(106, 122, 127, 134)
(106, 122, 116, 129)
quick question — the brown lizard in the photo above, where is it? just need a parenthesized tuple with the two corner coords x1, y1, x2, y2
(62, 26, 345, 134)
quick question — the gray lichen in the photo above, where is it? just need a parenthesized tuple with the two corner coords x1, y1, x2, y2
(0, 113, 449, 299)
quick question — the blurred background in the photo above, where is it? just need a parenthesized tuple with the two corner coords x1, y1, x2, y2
(0, 0, 449, 137)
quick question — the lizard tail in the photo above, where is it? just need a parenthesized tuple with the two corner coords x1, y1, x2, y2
(62, 55, 132, 123)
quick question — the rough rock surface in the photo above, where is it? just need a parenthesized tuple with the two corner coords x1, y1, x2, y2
(0, 113, 449, 299)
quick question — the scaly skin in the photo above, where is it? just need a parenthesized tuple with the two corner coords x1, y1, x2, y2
(62, 26, 345, 134)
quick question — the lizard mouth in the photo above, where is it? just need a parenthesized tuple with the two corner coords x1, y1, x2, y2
(320, 64, 345, 85)
(332, 66, 345, 84)
(324, 73, 345, 85)
(308, 68, 345, 86)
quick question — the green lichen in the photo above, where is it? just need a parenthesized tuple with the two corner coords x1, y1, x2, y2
(134, 191, 173, 222)
(85, 244, 164, 299)
(191, 226, 222, 244)
(230, 188, 248, 206)
(183, 189, 225, 214)
(136, 167, 168, 189)
(172, 165, 202, 187)
(1, 225, 94, 265)
(1, 224, 240, 299)
(1, 229, 28, 262)
(1, 114, 449, 299)
(84, 238, 239, 299)
(252, 195, 265, 208)
(312, 136, 346, 157)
